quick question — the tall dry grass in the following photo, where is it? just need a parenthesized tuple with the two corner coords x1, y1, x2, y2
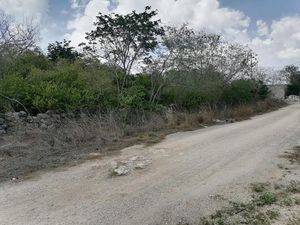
(41, 99, 284, 150)
(0, 99, 285, 181)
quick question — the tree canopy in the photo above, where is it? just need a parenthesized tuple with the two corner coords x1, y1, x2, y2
(84, 6, 165, 92)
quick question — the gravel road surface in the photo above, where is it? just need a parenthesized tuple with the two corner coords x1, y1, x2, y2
(0, 104, 299, 225)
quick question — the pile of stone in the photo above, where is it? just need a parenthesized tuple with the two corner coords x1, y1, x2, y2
(286, 95, 300, 103)
(110, 156, 152, 176)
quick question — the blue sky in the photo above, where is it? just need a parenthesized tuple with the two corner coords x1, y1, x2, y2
(1, 0, 300, 67)
(220, 0, 300, 22)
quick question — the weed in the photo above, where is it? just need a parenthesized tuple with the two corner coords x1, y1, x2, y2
(256, 192, 277, 206)
(251, 182, 270, 193)
(266, 209, 280, 220)
(282, 146, 300, 164)
(287, 217, 300, 225)
(294, 197, 300, 205)
(286, 181, 300, 193)
(280, 197, 294, 206)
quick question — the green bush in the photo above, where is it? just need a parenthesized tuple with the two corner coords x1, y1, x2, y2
(223, 79, 268, 105)
(0, 59, 117, 113)
(161, 70, 224, 108)
(0, 52, 270, 113)
(120, 85, 148, 108)
(286, 67, 300, 96)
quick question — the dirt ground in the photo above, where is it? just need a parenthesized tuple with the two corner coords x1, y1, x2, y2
(0, 101, 283, 183)
(0, 104, 299, 225)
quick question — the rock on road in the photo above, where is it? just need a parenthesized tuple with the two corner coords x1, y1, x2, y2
(1, 104, 300, 225)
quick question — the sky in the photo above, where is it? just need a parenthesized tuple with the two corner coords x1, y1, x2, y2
(1, 0, 300, 68)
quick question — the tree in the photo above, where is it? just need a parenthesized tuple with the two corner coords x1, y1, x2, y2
(84, 6, 165, 93)
(215, 43, 258, 83)
(147, 25, 257, 82)
(285, 65, 300, 96)
(0, 10, 39, 78)
(0, 11, 39, 55)
(47, 39, 81, 62)
(144, 25, 258, 104)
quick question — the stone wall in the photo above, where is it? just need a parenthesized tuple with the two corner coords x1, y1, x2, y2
(0, 111, 66, 135)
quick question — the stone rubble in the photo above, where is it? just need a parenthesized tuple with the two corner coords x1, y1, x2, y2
(0, 111, 69, 135)
(110, 156, 152, 176)
(286, 95, 300, 103)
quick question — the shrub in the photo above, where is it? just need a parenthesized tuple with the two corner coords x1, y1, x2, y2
(0, 60, 117, 113)
(256, 192, 277, 206)
(223, 79, 268, 105)
(161, 70, 224, 108)
(286, 66, 300, 96)
(120, 85, 148, 109)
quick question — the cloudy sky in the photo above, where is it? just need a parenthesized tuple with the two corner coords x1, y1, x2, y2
(1, 0, 300, 68)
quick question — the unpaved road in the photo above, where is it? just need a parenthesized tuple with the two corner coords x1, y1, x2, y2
(1, 104, 300, 225)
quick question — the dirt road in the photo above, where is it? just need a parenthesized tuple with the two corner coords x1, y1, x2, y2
(1, 104, 300, 225)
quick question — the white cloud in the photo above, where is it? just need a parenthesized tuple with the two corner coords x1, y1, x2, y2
(256, 20, 269, 37)
(70, 0, 91, 9)
(2, 0, 300, 68)
(0, 0, 48, 22)
(250, 16, 300, 67)
(65, 0, 250, 45)
(66, 0, 110, 45)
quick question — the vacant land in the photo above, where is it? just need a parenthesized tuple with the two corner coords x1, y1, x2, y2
(0, 104, 299, 225)
(0, 100, 283, 183)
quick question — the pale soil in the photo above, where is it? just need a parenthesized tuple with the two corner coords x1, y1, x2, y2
(0, 104, 299, 225)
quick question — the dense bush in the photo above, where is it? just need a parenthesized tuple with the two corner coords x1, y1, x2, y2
(161, 70, 225, 108)
(223, 79, 269, 105)
(0, 8, 274, 114)
(0, 52, 270, 114)
(286, 66, 300, 96)
(0, 54, 117, 113)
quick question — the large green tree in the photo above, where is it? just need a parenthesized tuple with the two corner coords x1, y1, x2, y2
(84, 6, 164, 92)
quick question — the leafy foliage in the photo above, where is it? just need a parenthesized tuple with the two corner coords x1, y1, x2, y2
(84, 6, 164, 92)
(0, 8, 272, 114)
(47, 40, 81, 62)
(223, 79, 268, 105)
(285, 65, 300, 96)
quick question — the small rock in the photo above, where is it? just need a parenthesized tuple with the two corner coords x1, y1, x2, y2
(67, 112, 75, 118)
(26, 116, 34, 123)
(12, 112, 20, 119)
(213, 119, 226, 124)
(111, 163, 131, 176)
(114, 166, 130, 176)
(11, 176, 19, 182)
(40, 124, 48, 130)
(37, 113, 50, 120)
(0, 129, 6, 135)
(47, 124, 55, 130)
(40, 119, 52, 126)
(0, 118, 5, 125)
(134, 162, 147, 169)
(18, 111, 27, 118)
(226, 118, 236, 123)
(0, 124, 8, 130)
(52, 114, 61, 120)
(110, 161, 118, 169)
(46, 110, 57, 115)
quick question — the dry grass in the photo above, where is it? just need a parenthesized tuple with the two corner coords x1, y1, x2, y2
(281, 146, 300, 164)
(0, 99, 285, 182)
